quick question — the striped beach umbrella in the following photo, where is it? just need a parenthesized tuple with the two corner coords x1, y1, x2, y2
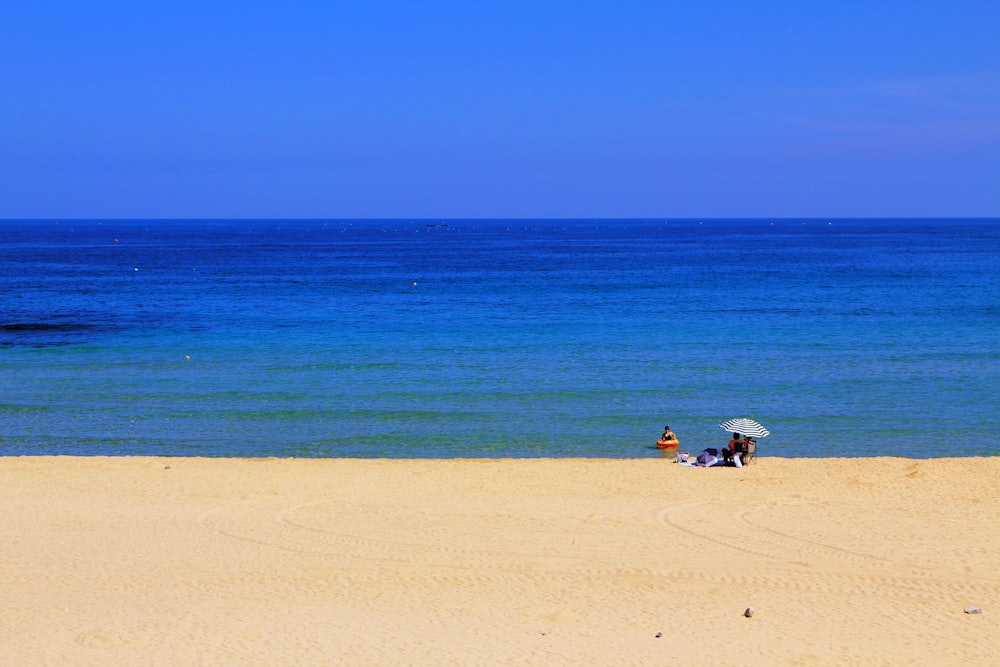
(719, 418, 770, 438)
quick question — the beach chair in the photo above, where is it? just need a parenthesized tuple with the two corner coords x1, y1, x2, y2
(741, 438, 757, 464)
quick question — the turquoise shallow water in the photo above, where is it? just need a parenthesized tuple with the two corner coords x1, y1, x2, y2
(2, 218, 998, 458)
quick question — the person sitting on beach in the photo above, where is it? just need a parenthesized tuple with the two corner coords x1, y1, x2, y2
(657, 425, 679, 447)
(723, 433, 744, 463)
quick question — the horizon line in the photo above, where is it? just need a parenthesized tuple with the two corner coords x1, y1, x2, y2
(3, 216, 999, 222)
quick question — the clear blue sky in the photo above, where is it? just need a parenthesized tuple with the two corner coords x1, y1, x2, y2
(1, 1, 997, 218)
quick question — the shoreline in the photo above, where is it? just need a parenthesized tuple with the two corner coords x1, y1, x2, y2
(3, 455, 998, 664)
(5, 453, 998, 460)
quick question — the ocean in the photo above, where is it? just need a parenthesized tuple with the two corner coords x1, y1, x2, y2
(2, 218, 998, 458)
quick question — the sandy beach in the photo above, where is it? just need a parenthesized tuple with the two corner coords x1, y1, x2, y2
(2, 456, 998, 665)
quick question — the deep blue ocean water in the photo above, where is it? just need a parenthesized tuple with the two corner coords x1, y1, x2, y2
(2, 218, 998, 458)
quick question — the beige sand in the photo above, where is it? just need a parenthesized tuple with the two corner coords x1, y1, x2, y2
(2, 456, 998, 666)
